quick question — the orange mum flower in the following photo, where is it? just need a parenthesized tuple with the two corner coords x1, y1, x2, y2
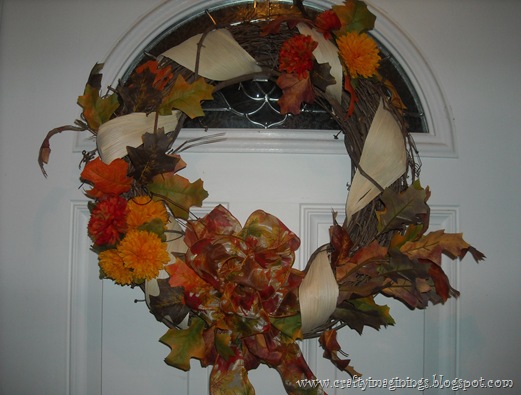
(99, 249, 134, 285)
(337, 32, 381, 78)
(279, 34, 318, 79)
(126, 195, 169, 228)
(88, 196, 128, 246)
(117, 229, 170, 281)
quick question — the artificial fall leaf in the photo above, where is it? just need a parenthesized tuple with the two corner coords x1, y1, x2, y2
(376, 180, 430, 235)
(333, 296, 395, 335)
(276, 73, 315, 115)
(332, 0, 376, 35)
(147, 277, 189, 326)
(118, 61, 172, 114)
(159, 75, 214, 119)
(160, 316, 207, 371)
(148, 172, 208, 220)
(126, 128, 184, 184)
(77, 64, 119, 131)
(319, 329, 360, 378)
(400, 229, 485, 266)
(80, 157, 132, 198)
(335, 240, 388, 283)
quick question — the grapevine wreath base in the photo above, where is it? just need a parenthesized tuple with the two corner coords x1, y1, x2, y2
(39, 1, 484, 394)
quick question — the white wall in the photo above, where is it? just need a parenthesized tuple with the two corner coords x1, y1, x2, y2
(1, 0, 520, 394)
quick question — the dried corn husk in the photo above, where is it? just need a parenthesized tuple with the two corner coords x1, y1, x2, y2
(345, 99, 407, 223)
(297, 23, 343, 103)
(145, 218, 189, 328)
(299, 246, 339, 335)
(161, 29, 262, 81)
(96, 112, 181, 163)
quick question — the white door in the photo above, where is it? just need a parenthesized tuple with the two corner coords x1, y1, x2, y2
(1, 1, 520, 395)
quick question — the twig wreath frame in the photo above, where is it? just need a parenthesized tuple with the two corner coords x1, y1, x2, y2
(38, 1, 484, 393)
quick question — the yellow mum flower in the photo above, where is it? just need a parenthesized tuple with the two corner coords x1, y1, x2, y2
(337, 32, 381, 79)
(126, 195, 169, 229)
(99, 249, 134, 285)
(117, 229, 170, 281)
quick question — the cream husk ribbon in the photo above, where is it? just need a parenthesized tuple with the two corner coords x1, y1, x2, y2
(97, 112, 181, 163)
(345, 99, 407, 223)
(299, 246, 339, 335)
(161, 29, 262, 81)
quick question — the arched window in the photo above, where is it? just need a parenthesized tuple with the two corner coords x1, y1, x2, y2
(75, 0, 455, 156)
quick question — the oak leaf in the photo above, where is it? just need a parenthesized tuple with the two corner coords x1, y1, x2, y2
(400, 229, 485, 265)
(376, 180, 430, 235)
(276, 73, 315, 115)
(80, 157, 132, 198)
(160, 316, 207, 371)
(319, 329, 360, 378)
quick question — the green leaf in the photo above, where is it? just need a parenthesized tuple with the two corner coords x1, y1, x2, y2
(148, 172, 208, 220)
(376, 180, 430, 235)
(159, 75, 214, 118)
(333, 296, 395, 335)
(332, 0, 376, 34)
(160, 316, 207, 371)
(77, 64, 119, 131)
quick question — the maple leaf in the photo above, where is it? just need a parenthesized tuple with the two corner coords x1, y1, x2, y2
(333, 296, 395, 335)
(77, 63, 119, 131)
(147, 277, 190, 326)
(148, 172, 208, 220)
(126, 128, 184, 184)
(376, 180, 430, 235)
(276, 73, 315, 115)
(80, 157, 132, 198)
(310, 61, 337, 93)
(159, 75, 214, 119)
(319, 329, 360, 378)
(118, 61, 170, 114)
(332, 0, 376, 35)
(160, 316, 207, 371)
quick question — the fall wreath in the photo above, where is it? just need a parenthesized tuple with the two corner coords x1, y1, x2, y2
(38, 1, 484, 394)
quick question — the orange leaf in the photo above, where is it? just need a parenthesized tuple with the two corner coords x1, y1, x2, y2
(276, 73, 315, 115)
(80, 157, 132, 198)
